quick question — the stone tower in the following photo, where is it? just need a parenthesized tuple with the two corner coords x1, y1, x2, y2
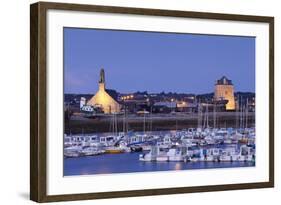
(214, 76, 235, 110)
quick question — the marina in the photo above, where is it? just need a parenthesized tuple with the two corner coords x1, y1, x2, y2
(64, 127, 255, 176)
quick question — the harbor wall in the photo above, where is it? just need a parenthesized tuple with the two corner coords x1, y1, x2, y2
(65, 112, 255, 134)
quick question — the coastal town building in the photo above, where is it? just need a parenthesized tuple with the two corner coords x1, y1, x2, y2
(87, 68, 120, 114)
(70, 73, 248, 116)
(214, 76, 235, 110)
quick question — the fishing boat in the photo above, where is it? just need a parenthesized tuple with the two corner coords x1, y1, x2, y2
(105, 146, 125, 154)
(139, 146, 157, 161)
(80, 147, 105, 156)
(220, 154, 232, 162)
(156, 154, 169, 162)
(64, 152, 80, 158)
(205, 155, 214, 162)
(190, 157, 200, 162)
(130, 145, 143, 152)
(64, 146, 82, 158)
(167, 148, 186, 161)
(141, 144, 152, 151)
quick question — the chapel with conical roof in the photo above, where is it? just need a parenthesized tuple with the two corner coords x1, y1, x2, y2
(87, 68, 120, 114)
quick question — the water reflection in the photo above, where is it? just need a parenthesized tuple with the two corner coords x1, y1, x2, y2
(64, 152, 255, 176)
(174, 162, 182, 170)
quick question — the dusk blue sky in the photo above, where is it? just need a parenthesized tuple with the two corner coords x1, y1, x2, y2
(64, 28, 255, 94)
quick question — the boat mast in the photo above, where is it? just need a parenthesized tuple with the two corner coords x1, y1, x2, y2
(115, 113, 118, 135)
(126, 107, 129, 133)
(110, 113, 113, 133)
(143, 109, 146, 134)
(245, 98, 248, 129)
(202, 105, 205, 129)
(236, 95, 239, 129)
(241, 105, 244, 129)
(123, 106, 125, 134)
(150, 106, 153, 132)
(239, 96, 243, 129)
(206, 103, 209, 128)
(111, 112, 118, 135)
(197, 99, 202, 129)
(213, 102, 216, 129)
(197, 100, 200, 129)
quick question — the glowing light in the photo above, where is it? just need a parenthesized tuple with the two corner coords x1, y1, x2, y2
(174, 163, 182, 170)
(214, 84, 235, 110)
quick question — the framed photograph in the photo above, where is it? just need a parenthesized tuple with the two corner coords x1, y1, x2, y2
(30, 1, 274, 202)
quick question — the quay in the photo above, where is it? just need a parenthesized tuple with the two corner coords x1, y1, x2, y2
(65, 112, 255, 134)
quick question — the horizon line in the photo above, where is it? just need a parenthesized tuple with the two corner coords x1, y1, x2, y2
(64, 91, 256, 95)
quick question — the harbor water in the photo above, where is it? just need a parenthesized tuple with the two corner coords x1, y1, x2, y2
(64, 152, 255, 176)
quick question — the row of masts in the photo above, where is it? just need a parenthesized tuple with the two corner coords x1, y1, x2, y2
(197, 100, 213, 129)
(110, 107, 154, 135)
(123, 107, 129, 133)
(236, 96, 250, 129)
(198, 97, 250, 129)
(143, 107, 153, 133)
(110, 112, 118, 135)
(111, 97, 251, 135)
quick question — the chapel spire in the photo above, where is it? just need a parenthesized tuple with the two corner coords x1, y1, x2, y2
(99, 68, 105, 84)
